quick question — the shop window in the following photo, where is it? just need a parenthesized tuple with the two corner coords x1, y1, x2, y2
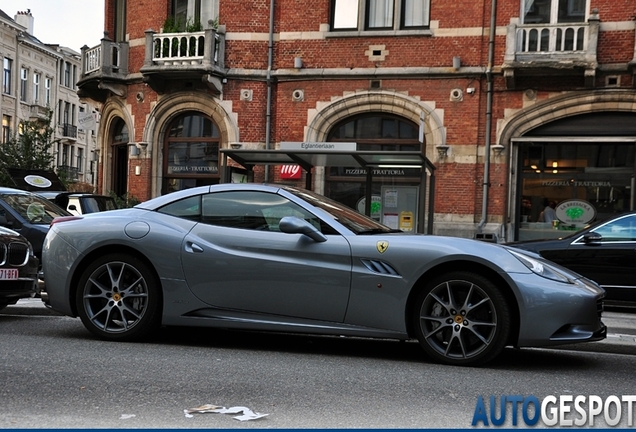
(325, 113, 423, 225)
(517, 141, 635, 240)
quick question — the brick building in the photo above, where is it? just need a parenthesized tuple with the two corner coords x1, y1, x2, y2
(77, 0, 636, 241)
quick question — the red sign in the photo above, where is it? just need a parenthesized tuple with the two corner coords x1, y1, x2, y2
(280, 164, 302, 179)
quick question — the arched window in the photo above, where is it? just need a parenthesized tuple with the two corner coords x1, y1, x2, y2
(163, 112, 221, 194)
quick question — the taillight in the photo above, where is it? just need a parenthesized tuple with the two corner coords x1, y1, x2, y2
(50, 216, 83, 227)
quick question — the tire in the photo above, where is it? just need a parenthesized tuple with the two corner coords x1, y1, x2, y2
(75, 253, 162, 341)
(413, 271, 510, 366)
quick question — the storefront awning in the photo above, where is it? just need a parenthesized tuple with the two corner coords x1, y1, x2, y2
(219, 148, 436, 233)
(221, 149, 435, 174)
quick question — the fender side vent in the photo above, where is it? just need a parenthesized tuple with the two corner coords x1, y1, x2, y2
(360, 259, 400, 276)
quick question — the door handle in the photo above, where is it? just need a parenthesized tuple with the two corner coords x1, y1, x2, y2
(185, 242, 204, 253)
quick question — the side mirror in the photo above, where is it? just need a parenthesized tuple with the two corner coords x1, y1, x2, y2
(583, 232, 602, 245)
(279, 216, 327, 243)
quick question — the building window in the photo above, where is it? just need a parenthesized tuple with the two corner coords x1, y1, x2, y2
(523, 0, 588, 24)
(2, 58, 11, 94)
(170, 0, 216, 31)
(331, 0, 430, 31)
(20, 68, 28, 102)
(33, 73, 40, 103)
(63, 62, 71, 87)
(45, 77, 51, 106)
(2, 115, 10, 143)
(77, 147, 84, 173)
(163, 112, 221, 194)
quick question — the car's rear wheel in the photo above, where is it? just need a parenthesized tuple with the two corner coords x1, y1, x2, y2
(413, 271, 510, 366)
(76, 253, 161, 341)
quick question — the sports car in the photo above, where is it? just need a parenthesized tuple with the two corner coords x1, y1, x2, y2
(42, 184, 606, 366)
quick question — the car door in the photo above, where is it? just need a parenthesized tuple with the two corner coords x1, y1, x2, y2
(180, 190, 353, 322)
(561, 214, 636, 301)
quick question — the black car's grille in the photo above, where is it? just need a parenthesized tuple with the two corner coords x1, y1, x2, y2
(0, 242, 29, 266)
(360, 259, 400, 276)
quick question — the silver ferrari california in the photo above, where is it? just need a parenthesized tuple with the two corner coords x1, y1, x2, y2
(42, 184, 606, 366)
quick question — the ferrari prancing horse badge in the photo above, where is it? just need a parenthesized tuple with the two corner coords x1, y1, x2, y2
(376, 241, 389, 254)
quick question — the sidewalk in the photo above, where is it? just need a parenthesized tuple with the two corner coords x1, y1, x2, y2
(3, 298, 635, 338)
(1, 297, 62, 316)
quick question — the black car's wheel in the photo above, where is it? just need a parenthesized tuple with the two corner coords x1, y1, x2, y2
(76, 254, 161, 341)
(413, 271, 510, 366)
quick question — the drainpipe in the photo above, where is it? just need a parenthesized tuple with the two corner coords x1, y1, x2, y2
(477, 0, 497, 233)
(264, 0, 275, 182)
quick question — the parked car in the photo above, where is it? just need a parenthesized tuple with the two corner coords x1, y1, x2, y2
(42, 184, 606, 366)
(0, 187, 71, 267)
(509, 212, 636, 308)
(39, 191, 118, 216)
(0, 226, 39, 310)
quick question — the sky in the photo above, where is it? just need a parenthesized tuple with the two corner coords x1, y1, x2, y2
(1, 0, 105, 52)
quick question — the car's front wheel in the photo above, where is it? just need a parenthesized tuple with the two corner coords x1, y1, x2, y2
(413, 271, 510, 366)
(76, 253, 161, 341)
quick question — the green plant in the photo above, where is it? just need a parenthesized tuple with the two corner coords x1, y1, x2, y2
(185, 18, 202, 32)
(107, 191, 141, 208)
(0, 109, 56, 187)
(162, 16, 183, 33)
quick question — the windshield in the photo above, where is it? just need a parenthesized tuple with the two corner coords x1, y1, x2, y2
(282, 186, 398, 234)
(1, 193, 70, 224)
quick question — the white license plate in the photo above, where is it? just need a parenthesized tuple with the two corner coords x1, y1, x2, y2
(0, 268, 19, 280)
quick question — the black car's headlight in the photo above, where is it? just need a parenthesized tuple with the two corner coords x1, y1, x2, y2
(507, 249, 574, 284)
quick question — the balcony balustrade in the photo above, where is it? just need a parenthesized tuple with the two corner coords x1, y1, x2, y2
(140, 27, 226, 94)
(503, 14, 599, 88)
(61, 123, 78, 139)
(77, 36, 130, 102)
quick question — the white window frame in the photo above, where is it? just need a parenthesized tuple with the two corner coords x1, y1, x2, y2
(33, 73, 40, 104)
(522, 0, 588, 24)
(331, 0, 430, 32)
(2, 58, 11, 95)
(20, 67, 28, 102)
(45, 77, 52, 106)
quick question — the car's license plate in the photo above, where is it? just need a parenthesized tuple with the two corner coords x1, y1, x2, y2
(0, 268, 18, 280)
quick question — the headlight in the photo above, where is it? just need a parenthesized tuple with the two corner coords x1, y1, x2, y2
(507, 249, 574, 284)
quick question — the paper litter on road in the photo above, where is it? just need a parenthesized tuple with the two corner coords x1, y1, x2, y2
(184, 404, 269, 421)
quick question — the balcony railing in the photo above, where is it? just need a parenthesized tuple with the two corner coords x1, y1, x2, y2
(517, 23, 587, 53)
(81, 39, 129, 78)
(57, 165, 79, 181)
(29, 104, 49, 121)
(140, 27, 225, 93)
(61, 123, 78, 139)
(146, 28, 223, 68)
(503, 15, 599, 88)
(504, 16, 599, 64)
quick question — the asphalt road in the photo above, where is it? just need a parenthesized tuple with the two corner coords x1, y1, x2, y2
(1, 298, 636, 428)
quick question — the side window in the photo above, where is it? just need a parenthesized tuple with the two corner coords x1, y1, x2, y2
(200, 191, 332, 233)
(157, 195, 202, 221)
(593, 215, 636, 242)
